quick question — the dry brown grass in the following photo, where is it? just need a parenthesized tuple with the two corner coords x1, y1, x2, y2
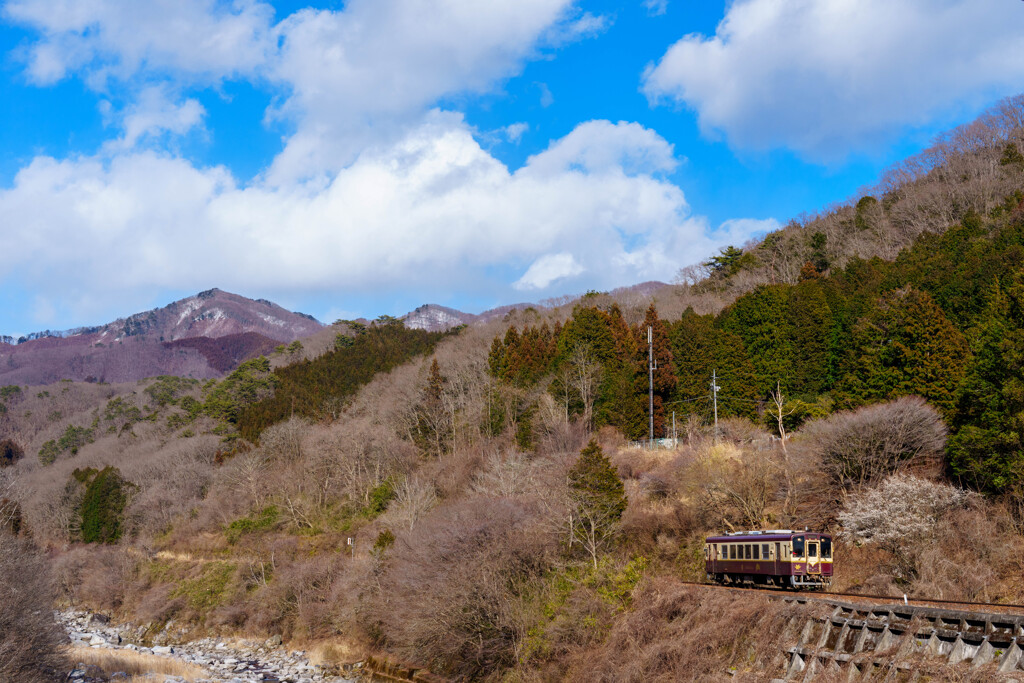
(307, 638, 364, 667)
(71, 646, 208, 682)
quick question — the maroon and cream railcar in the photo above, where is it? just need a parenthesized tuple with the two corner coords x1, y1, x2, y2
(704, 530, 833, 589)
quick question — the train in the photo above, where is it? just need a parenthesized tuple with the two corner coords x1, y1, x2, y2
(704, 529, 833, 589)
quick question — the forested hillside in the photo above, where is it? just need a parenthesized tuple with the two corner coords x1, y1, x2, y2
(5, 96, 1024, 682)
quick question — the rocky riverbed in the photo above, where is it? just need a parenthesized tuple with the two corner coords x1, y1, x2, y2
(60, 610, 362, 682)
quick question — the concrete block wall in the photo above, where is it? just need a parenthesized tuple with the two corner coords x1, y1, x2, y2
(772, 598, 1024, 681)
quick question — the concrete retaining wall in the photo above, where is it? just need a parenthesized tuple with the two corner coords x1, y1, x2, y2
(773, 598, 1024, 681)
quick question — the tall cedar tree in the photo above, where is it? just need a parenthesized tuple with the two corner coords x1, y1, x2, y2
(948, 280, 1024, 491)
(720, 285, 792, 395)
(597, 306, 645, 437)
(669, 309, 759, 421)
(839, 288, 968, 417)
(785, 280, 835, 396)
(414, 358, 452, 457)
(635, 304, 676, 437)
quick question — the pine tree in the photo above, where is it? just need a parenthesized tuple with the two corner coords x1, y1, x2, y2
(720, 285, 792, 395)
(414, 358, 452, 457)
(568, 440, 627, 568)
(839, 288, 968, 417)
(786, 280, 835, 396)
(948, 281, 1024, 491)
(635, 304, 676, 436)
(670, 309, 759, 421)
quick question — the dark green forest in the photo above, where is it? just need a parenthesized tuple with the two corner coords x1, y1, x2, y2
(488, 196, 1024, 494)
(237, 321, 451, 441)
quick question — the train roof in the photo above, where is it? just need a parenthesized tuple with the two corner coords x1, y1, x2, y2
(705, 530, 831, 542)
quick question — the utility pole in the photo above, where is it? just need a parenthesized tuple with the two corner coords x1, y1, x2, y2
(711, 369, 720, 443)
(648, 326, 655, 449)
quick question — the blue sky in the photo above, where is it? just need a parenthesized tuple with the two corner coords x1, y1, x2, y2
(1, 0, 1022, 335)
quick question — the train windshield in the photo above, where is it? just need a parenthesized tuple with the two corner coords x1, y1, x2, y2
(792, 536, 805, 557)
(821, 537, 832, 559)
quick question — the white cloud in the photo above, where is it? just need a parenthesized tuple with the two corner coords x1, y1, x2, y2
(6, 0, 589, 182)
(643, 0, 1024, 159)
(642, 0, 668, 17)
(264, 0, 579, 182)
(4, 0, 275, 85)
(111, 85, 205, 150)
(0, 119, 769, 311)
(504, 122, 529, 143)
(0, 0, 777, 324)
(514, 253, 584, 290)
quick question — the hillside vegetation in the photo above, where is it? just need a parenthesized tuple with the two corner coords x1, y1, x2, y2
(4, 96, 1024, 681)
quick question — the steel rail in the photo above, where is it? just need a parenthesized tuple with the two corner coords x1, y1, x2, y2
(677, 581, 1024, 613)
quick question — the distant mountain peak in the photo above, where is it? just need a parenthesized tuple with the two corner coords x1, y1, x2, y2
(0, 290, 324, 385)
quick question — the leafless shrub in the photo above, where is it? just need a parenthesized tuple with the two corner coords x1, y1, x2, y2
(690, 445, 778, 531)
(369, 498, 556, 680)
(716, 416, 769, 444)
(123, 439, 217, 537)
(383, 476, 438, 532)
(260, 417, 310, 464)
(797, 396, 946, 490)
(0, 533, 67, 682)
(567, 578, 828, 682)
(471, 451, 537, 499)
(247, 553, 346, 641)
(51, 544, 133, 612)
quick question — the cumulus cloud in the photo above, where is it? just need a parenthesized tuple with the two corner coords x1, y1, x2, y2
(265, 0, 579, 181)
(109, 85, 205, 150)
(643, 0, 1024, 159)
(0, 0, 778, 324)
(515, 253, 584, 291)
(4, 0, 275, 85)
(0, 118, 768, 311)
(6, 0, 588, 181)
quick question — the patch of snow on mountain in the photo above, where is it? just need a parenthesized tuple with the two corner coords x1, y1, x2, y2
(176, 298, 202, 326)
(259, 313, 286, 327)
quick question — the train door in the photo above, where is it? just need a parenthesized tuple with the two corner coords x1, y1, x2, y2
(807, 539, 820, 574)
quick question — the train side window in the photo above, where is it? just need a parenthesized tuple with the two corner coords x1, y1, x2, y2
(729, 545, 736, 560)
(753, 544, 760, 560)
(762, 543, 769, 559)
(745, 545, 752, 560)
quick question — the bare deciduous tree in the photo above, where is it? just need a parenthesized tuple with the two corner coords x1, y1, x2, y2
(798, 397, 946, 490)
(568, 342, 601, 429)
(384, 477, 438, 532)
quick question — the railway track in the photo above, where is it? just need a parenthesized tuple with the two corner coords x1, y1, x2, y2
(678, 580, 1024, 615)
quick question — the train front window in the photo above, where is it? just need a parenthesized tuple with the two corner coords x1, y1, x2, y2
(808, 543, 817, 558)
(792, 536, 805, 558)
(821, 538, 832, 559)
